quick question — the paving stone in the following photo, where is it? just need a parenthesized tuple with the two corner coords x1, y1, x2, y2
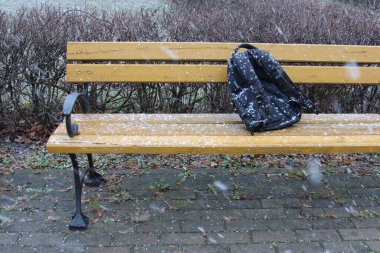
(133, 245, 181, 253)
(18, 232, 65, 246)
(295, 229, 341, 242)
(339, 197, 379, 207)
(85, 247, 132, 253)
(160, 190, 196, 200)
(180, 220, 225, 233)
(225, 219, 268, 231)
(339, 228, 380, 240)
(243, 208, 285, 219)
(229, 244, 275, 253)
(276, 242, 324, 253)
(133, 221, 181, 233)
(350, 217, 380, 228)
(260, 198, 301, 208)
(177, 199, 223, 210)
(86, 222, 134, 234)
(3, 221, 55, 233)
(0, 245, 42, 253)
(266, 218, 312, 230)
(324, 208, 353, 218)
(156, 210, 201, 222)
(42, 245, 85, 253)
(181, 245, 229, 253)
(178, 174, 215, 190)
(322, 241, 370, 253)
(252, 230, 296, 243)
(65, 232, 113, 247)
(113, 233, 158, 246)
(0, 232, 19, 245)
(201, 209, 244, 221)
(308, 199, 340, 208)
(206, 232, 250, 244)
(220, 200, 261, 209)
(367, 241, 380, 252)
(338, 176, 379, 188)
(160, 232, 204, 245)
(285, 208, 325, 219)
(312, 218, 355, 229)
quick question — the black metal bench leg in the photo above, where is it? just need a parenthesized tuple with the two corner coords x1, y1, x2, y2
(68, 154, 89, 230)
(84, 154, 105, 187)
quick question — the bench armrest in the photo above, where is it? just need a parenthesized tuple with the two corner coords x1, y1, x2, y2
(63, 93, 89, 137)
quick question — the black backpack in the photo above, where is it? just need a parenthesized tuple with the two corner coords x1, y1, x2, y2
(227, 43, 320, 134)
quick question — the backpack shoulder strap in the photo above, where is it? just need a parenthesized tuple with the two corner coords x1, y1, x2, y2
(232, 43, 257, 56)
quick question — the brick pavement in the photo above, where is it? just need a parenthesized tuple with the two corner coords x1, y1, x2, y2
(1, 153, 380, 253)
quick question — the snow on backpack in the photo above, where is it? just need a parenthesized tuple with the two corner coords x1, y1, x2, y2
(227, 43, 320, 134)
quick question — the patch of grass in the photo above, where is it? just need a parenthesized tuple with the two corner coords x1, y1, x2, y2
(300, 190, 335, 200)
(207, 183, 218, 196)
(149, 181, 170, 192)
(231, 191, 241, 200)
(221, 155, 240, 172)
(178, 167, 196, 183)
(108, 184, 123, 193)
(314, 190, 335, 199)
(25, 187, 53, 193)
(0, 209, 11, 227)
(24, 187, 53, 201)
(230, 183, 244, 200)
(112, 192, 134, 203)
(352, 209, 380, 218)
(102, 217, 114, 225)
(99, 169, 110, 181)
(88, 200, 101, 213)
(130, 209, 150, 223)
(173, 199, 189, 210)
(286, 170, 307, 180)
(323, 167, 337, 175)
(28, 154, 51, 169)
(0, 158, 13, 168)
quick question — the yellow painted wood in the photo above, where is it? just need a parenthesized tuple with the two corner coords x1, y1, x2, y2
(52, 122, 380, 136)
(68, 113, 380, 124)
(46, 135, 380, 154)
(67, 42, 380, 64)
(47, 112, 380, 155)
(66, 64, 380, 84)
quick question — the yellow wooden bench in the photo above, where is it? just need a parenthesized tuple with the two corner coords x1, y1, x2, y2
(46, 42, 380, 230)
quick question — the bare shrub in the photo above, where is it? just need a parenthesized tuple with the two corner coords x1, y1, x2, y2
(0, 1, 379, 139)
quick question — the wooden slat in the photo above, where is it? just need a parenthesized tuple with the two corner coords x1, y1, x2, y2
(46, 135, 380, 154)
(67, 42, 380, 64)
(47, 113, 380, 154)
(52, 122, 380, 136)
(69, 113, 380, 124)
(66, 64, 380, 84)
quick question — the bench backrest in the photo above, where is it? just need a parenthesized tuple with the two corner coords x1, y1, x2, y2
(66, 42, 380, 85)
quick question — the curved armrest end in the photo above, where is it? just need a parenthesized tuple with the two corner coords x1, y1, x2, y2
(63, 93, 89, 137)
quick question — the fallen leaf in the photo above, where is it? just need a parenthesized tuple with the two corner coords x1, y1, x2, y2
(59, 186, 73, 192)
(223, 216, 235, 221)
(210, 162, 218, 167)
(47, 215, 60, 221)
(292, 204, 302, 209)
(325, 212, 336, 219)
(14, 135, 33, 144)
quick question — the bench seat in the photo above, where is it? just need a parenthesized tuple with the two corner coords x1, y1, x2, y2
(47, 113, 380, 154)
